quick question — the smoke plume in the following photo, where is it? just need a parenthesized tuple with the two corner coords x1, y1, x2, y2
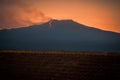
(0, 0, 51, 30)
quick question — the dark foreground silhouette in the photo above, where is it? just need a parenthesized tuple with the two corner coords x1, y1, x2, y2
(0, 20, 120, 52)
(0, 50, 120, 80)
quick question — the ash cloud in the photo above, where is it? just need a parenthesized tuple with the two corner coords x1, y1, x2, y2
(0, 0, 51, 30)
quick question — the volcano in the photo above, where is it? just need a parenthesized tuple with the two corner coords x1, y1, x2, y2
(0, 19, 120, 52)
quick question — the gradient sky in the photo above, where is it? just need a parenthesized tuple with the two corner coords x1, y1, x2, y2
(0, 0, 120, 33)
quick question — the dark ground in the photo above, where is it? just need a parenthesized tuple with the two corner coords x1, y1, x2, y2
(0, 51, 120, 80)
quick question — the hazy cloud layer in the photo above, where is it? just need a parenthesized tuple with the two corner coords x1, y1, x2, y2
(0, 0, 51, 29)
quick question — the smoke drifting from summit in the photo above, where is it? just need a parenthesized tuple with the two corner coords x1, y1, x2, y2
(0, 0, 51, 29)
(0, 0, 120, 33)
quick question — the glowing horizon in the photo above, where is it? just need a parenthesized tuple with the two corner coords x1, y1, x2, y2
(0, 0, 120, 33)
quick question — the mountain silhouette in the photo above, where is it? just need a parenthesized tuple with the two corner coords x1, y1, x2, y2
(0, 19, 120, 52)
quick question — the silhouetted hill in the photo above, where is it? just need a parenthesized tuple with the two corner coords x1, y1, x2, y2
(0, 19, 120, 52)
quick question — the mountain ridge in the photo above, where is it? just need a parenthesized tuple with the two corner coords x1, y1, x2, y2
(1, 19, 120, 34)
(0, 19, 120, 52)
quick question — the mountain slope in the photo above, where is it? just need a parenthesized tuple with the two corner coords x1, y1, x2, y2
(0, 19, 120, 52)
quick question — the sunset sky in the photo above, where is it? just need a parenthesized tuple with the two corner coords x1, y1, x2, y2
(0, 0, 120, 33)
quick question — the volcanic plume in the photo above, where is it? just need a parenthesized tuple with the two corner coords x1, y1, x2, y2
(0, 0, 51, 30)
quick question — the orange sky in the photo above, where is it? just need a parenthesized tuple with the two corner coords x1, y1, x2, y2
(0, 0, 120, 33)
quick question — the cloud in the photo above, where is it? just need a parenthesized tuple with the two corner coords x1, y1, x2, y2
(0, 0, 51, 30)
